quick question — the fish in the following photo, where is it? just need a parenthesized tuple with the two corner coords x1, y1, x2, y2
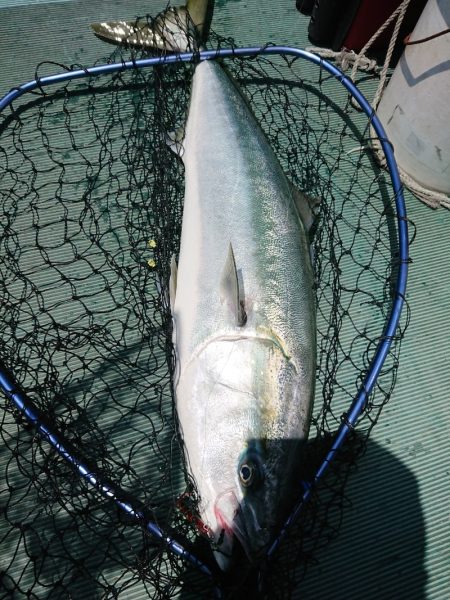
(91, 0, 317, 571)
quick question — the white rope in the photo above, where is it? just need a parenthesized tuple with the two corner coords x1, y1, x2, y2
(371, 135, 450, 209)
(348, 0, 411, 107)
(306, 0, 449, 208)
(306, 0, 412, 83)
(305, 46, 380, 73)
(306, 0, 411, 110)
(399, 173, 450, 209)
(371, 0, 411, 110)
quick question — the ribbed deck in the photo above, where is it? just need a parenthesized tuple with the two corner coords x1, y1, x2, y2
(0, 1, 449, 599)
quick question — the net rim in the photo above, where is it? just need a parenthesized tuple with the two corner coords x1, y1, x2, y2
(0, 45, 409, 583)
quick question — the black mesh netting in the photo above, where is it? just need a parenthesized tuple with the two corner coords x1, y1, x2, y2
(0, 30, 410, 600)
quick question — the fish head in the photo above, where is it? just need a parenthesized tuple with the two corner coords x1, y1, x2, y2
(215, 446, 269, 564)
(177, 336, 313, 571)
(208, 436, 303, 570)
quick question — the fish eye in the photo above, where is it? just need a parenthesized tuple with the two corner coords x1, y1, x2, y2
(238, 459, 263, 488)
(239, 464, 253, 486)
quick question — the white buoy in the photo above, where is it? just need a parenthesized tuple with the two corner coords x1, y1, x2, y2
(377, 0, 450, 197)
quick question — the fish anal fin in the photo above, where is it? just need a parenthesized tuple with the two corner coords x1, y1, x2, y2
(166, 127, 186, 158)
(220, 244, 246, 327)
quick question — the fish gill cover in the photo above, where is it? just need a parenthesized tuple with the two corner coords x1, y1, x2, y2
(0, 22, 410, 600)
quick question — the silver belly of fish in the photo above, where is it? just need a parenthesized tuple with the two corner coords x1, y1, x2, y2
(170, 60, 316, 571)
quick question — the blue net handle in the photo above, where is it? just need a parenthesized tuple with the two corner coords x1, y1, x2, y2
(0, 46, 408, 581)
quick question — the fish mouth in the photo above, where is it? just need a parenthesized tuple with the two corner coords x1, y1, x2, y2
(213, 491, 268, 568)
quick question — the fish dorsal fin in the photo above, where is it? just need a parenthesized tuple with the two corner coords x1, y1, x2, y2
(169, 254, 178, 312)
(220, 244, 246, 327)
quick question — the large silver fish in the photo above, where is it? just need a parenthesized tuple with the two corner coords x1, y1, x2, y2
(92, 1, 317, 571)
(170, 59, 317, 571)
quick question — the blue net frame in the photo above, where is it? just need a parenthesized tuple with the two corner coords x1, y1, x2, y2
(0, 46, 409, 597)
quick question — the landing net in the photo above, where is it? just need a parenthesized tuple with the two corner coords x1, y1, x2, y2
(0, 33, 409, 599)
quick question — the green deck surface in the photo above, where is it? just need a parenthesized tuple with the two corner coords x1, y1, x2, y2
(0, 1, 449, 598)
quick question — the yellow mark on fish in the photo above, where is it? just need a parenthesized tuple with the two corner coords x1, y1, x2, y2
(147, 258, 157, 268)
(256, 325, 292, 362)
(148, 239, 157, 248)
(261, 395, 279, 428)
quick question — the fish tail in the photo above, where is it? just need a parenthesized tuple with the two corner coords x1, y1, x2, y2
(91, 0, 214, 52)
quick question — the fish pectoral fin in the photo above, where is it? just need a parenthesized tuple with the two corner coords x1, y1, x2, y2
(220, 243, 246, 327)
(169, 254, 178, 312)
